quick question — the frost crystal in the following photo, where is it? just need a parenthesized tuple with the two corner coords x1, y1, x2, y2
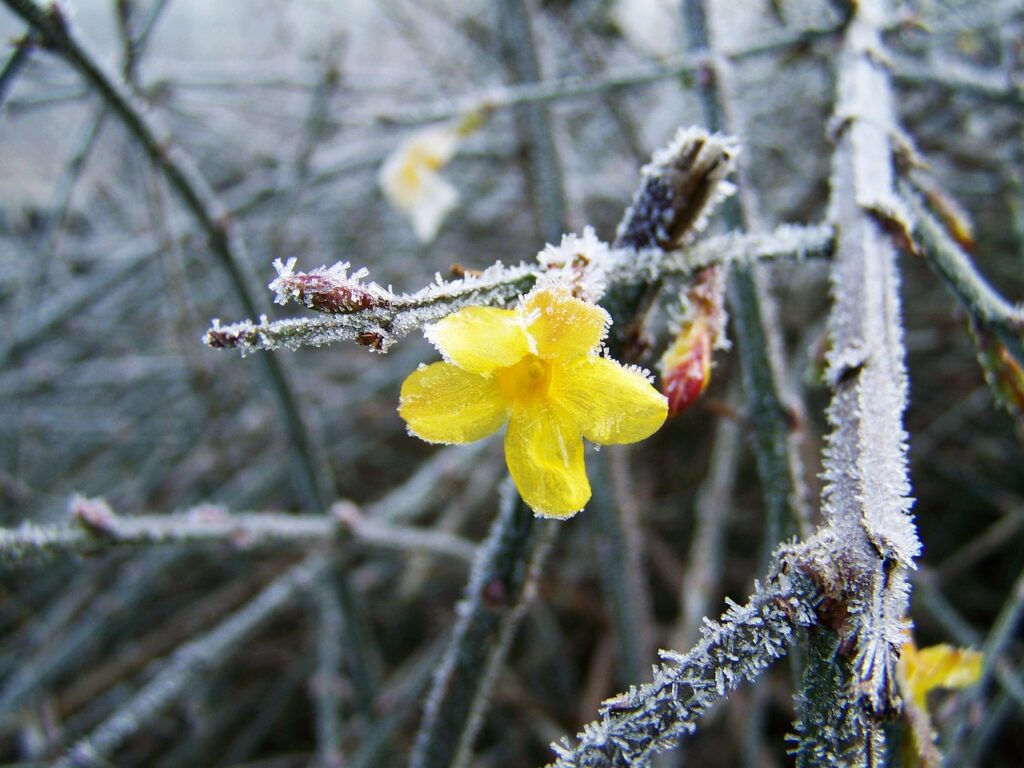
(536, 226, 613, 302)
(269, 258, 393, 313)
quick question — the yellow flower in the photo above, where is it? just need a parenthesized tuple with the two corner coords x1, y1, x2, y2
(399, 286, 668, 518)
(379, 125, 461, 242)
(898, 640, 983, 713)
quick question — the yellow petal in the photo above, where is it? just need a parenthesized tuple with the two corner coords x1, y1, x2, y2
(399, 362, 509, 443)
(523, 287, 609, 358)
(405, 173, 458, 243)
(379, 126, 462, 243)
(901, 642, 983, 712)
(505, 402, 590, 518)
(555, 357, 668, 444)
(426, 306, 531, 374)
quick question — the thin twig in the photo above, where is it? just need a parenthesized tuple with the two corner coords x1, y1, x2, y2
(912, 570, 1024, 709)
(901, 184, 1024, 369)
(352, 25, 839, 128)
(55, 554, 328, 768)
(498, 0, 567, 243)
(590, 451, 651, 685)
(673, 393, 741, 650)
(0, 551, 182, 724)
(0, 33, 34, 110)
(204, 225, 834, 355)
(311, 579, 345, 768)
(0, 501, 477, 565)
(945, 566, 1024, 761)
(1, 0, 334, 510)
(891, 53, 1024, 110)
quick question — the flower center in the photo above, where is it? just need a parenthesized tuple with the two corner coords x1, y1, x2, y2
(496, 354, 552, 404)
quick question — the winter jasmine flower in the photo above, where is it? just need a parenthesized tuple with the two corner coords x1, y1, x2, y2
(399, 286, 667, 518)
(379, 118, 474, 243)
(897, 640, 982, 713)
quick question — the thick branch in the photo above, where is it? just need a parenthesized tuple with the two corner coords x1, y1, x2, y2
(809, 0, 921, 760)
(2, 0, 333, 509)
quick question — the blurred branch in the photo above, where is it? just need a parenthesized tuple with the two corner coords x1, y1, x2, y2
(912, 570, 1024, 710)
(411, 482, 556, 768)
(311, 578, 345, 768)
(0, 498, 476, 565)
(590, 451, 652, 685)
(945, 567, 1024, 760)
(683, 0, 811, 553)
(204, 224, 834, 355)
(673, 393, 741, 649)
(901, 184, 1024, 369)
(0, 32, 34, 110)
(1, 0, 334, 510)
(498, 0, 567, 243)
(56, 553, 328, 768)
(546, 549, 819, 767)
(891, 53, 1024, 110)
(361, 25, 839, 127)
(0, 552, 180, 724)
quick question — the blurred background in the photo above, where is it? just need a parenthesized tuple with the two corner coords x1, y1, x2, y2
(0, 0, 1022, 766)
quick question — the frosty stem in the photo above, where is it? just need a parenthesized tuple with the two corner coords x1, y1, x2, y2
(411, 483, 556, 768)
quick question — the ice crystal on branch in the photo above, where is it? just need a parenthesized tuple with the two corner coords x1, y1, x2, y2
(536, 226, 613, 302)
(547, 555, 819, 767)
(269, 258, 394, 314)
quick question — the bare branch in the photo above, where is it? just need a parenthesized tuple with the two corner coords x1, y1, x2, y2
(0, 497, 477, 565)
(411, 482, 557, 768)
(801, 0, 921, 760)
(546, 549, 819, 767)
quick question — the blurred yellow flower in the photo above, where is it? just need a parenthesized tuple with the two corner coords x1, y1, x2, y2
(898, 640, 983, 713)
(399, 286, 668, 518)
(379, 125, 461, 242)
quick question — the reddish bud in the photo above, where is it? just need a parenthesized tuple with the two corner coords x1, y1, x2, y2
(972, 321, 1024, 416)
(659, 322, 712, 416)
(269, 258, 392, 314)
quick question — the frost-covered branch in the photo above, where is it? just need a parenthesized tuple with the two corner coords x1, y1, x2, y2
(545, 549, 819, 767)
(56, 554, 328, 768)
(1, 0, 334, 510)
(355, 25, 839, 127)
(411, 482, 557, 768)
(204, 224, 833, 356)
(0, 496, 476, 564)
(801, 0, 921, 760)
